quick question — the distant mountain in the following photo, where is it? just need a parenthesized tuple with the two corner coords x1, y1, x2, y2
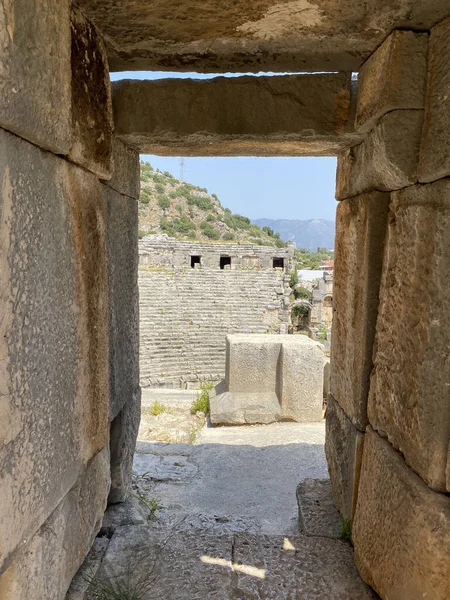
(251, 218, 335, 251)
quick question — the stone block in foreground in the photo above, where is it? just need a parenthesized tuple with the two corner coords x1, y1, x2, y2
(355, 30, 428, 133)
(368, 179, 450, 492)
(353, 427, 450, 600)
(111, 74, 362, 156)
(419, 17, 450, 183)
(210, 335, 324, 425)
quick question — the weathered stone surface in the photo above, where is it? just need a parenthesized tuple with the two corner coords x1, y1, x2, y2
(65, 537, 110, 600)
(356, 31, 428, 133)
(69, 7, 113, 179)
(0, 0, 71, 153)
(297, 479, 342, 538)
(104, 185, 139, 421)
(0, 447, 110, 600)
(368, 180, 450, 491)
(77, 0, 449, 73)
(112, 74, 362, 157)
(211, 335, 323, 425)
(105, 138, 140, 199)
(418, 17, 450, 183)
(325, 396, 365, 520)
(330, 192, 390, 429)
(353, 427, 450, 600)
(109, 389, 141, 504)
(336, 110, 424, 200)
(139, 405, 206, 444)
(280, 338, 324, 423)
(0, 129, 108, 571)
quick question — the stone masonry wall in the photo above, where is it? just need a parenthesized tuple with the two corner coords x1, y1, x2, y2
(139, 238, 293, 388)
(0, 4, 140, 599)
(328, 26, 450, 600)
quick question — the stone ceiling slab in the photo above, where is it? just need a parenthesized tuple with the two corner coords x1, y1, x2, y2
(112, 74, 363, 156)
(74, 0, 450, 72)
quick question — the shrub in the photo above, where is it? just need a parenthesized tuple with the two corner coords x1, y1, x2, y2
(155, 183, 165, 194)
(149, 401, 166, 416)
(200, 221, 220, 239)
(191, 382, 214, 414)
(138, 229, 148, 239)
(290, 270, 299, 288)
(158, 195, 170, 211)
(294, 286, 310, 300)
(222, 232, 235, 241)
(188, 195, 214, 211)
(262, 225, 274, 237)
(152, 174, 165, 184)
(233, 214, 251, 229)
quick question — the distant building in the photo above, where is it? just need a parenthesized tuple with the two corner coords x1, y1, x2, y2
(309, 272, 333, 327)
(320, 259, 334, 271)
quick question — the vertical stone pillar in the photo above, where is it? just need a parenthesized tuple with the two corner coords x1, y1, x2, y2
(103, 138, 141, 503)
(0, 4, 117, 599)
(328, 29, 428, 520)
(330, 24, 450, 600)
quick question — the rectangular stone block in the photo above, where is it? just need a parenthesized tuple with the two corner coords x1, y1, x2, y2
(112, 74, 362, 156)
(69, 7, 113, 179)
(0, 128, 108, 571)
(0, 0, 71, 154)
(280, 338, 324, 423)
(353, 427, 450, 600)
(325, 395, 365, 520)
(330, 192, 390, 429)
(368, 179, 450, 491)
(418, 17, 450, 183)
(226, 334, 281, 394)
(211, 335, 324, 425)
(106, 138, 140, 199)
(356, 31, 428, 133)
(336, 110, 424, 200)
(104, 185, 139, 421)
(0, 447, 110, 600)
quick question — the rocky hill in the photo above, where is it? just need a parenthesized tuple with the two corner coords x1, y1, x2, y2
(138, 161, 286, 247)
(252, 218, 335, 250)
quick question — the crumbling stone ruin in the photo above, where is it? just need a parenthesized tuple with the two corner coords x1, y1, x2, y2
(139, 235, 294, 388)
(309, 272, 334, 328)
(1, 1, 450, 599)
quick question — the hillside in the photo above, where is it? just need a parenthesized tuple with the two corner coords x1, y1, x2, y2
(138, 162, 286, 247)
(252, 218, 335, 251)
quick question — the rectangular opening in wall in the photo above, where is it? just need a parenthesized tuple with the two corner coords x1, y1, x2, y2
(191, 255, 201, 268)
(220, 256, 231, 269)
(273, 257, 284, 269)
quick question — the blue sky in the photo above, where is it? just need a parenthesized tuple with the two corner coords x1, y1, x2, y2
(110, 72, 338, 221)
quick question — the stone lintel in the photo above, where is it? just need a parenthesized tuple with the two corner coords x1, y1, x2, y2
(112, 75, 363, 157)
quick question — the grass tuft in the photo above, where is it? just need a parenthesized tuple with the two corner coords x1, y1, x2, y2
(149, 400, 166, 416)
(190, 382, 213, 415)
(338, 517, 352, 544)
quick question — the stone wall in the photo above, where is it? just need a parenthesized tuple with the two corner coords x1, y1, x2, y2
(0, 4, 140, 599)
(328, 25, 450, 599)
(139, 237, 293, 388)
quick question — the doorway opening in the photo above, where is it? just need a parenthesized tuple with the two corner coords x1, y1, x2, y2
(220, 256, 231, 269)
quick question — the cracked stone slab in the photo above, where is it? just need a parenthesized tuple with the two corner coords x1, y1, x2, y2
(100, 497, 147, 538)
(296, 479, 342, 539)
(133, 452, 198, 481)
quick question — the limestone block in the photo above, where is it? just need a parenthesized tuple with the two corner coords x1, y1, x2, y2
(0, 447, 110, 600)
(280, 338, 324, 422)
(105, 138, 140, 199)
(368, 179, 450, 491)
(353, 428, 450, 600)
(109, 389, 141, 504)
(325, 396, 365, 520)
(226, 334, 281, 393)
(104, 185, 139, 421)
(336, 110, 424, 200)
(356, 31, 428, 133)
(0, 128, 108, 571)
(330, 192, 390, 429)
(210, 335, 323, 426)
(0, 0, 71, 154)
(111, 74, 362, 156)
(69, 7, 113, 179)
(418, 18, 450, 183)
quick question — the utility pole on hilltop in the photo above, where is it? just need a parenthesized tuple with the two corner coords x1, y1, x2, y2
(180, 157, 185, 181)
